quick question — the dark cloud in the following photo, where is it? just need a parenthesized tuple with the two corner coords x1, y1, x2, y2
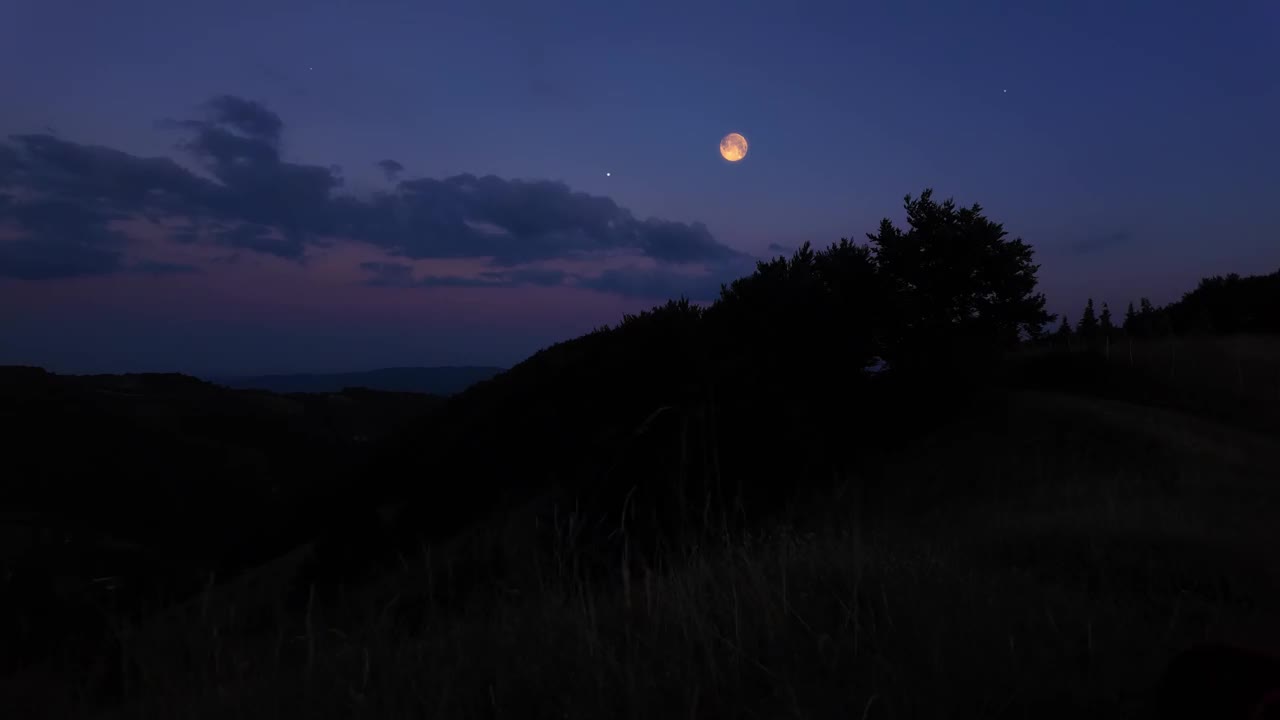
(577, 266, 731, 302)
(182, 123, 281, 169)
(204, 95, 283, 145)
(358, 258, 746, 298)
(366, 174, 740, 267)
(131, 260, 202, 276)
(766, 242, 792, 254)
(215, 224, 307, 260)
(0, 240, 122, 280)
(477, 267, 568, 287)
(377, 159, 405, 181)
(9, 199, 127, 239)
(359, 261, 568, 289)
(360, 261, 417, 287)
(1067, 230, 1133, 255)
(0, 95, 741, 285)
(169, 222, 207, 245)
(0, 144, 19, 182)
(8, 133, 212, 215)
(0, 198, 130, 279)
(634, 218, 735, 263)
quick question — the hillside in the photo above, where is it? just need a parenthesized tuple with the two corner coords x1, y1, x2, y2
(209, 365, 505, 395)
(4, 193, 1279, 718)
(9, 375, 1278, 719)
(0, 366, 447, 685)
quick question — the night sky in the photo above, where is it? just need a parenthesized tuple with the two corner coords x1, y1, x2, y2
(2, 1, 1277, 375)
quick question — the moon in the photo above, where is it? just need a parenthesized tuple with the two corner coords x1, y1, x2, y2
(720, 132, 748, 162)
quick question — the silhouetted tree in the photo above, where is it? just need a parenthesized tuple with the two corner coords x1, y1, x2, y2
(1161, 270, 1280, 335)
(709, 239, 881, 414)
(1135, 298, 1159, 338)
(1054, 315, 1073, 349)
(1077, 298, 1099, 342)
(1123, 302, 1138, 335)
(1135, 298, 1175, 337)
(395, 189, 1068, 557)
(867, 190, 1052, 378)
(1099, 302, 1115, 337)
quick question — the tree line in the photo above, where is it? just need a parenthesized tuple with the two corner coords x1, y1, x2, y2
(1046, 268, 1280, 350)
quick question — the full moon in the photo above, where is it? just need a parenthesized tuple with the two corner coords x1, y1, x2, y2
(720, 132, 748, 162)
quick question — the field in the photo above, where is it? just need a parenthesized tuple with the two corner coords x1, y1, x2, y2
(1028, 334, 1280, 433)
(12, 373, 1278, 719)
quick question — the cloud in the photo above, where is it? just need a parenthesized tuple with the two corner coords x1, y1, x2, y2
(359, 261, 568, 289)
(203, 95, 283, 144)
(0, 95, 743, 287)
(577, 265, 733, 302)
(478, 267, 569, 287)
(0, 144, 19, 182)
(635, 218, 736, 263)
(130, 260, 202, 276)
(0, 198, 130, 279)
(364, 174, 743, 267)
(357, 257, 747, 301)
(357, 252, 754, 299)
(8, 133, 212, 215)
(377, 159, 404, 181)
(766, 242, 792, 254)
(215, 223, 307, 260)
(0, 240, 123, 280)
(359, 261, 417, 287)
(1067, 230, 1133, 255)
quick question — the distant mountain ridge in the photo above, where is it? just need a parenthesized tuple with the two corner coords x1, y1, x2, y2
(209, 366, 505, 395)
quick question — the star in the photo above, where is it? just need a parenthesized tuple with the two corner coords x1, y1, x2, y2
(605, 172, 611, 177)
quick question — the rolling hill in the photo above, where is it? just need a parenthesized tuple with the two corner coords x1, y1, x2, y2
(209, 366, 504, 395)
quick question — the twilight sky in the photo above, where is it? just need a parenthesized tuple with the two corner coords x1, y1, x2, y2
(1, 0, 1277, 375)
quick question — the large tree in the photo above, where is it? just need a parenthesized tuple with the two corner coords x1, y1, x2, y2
(709, 238, 882, 404)
(867, 189, 1053, 374)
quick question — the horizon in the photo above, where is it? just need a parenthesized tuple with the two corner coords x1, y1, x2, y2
(0, 364, 509, 378)
(7, 261, 1277, 378)
(3, 1, 1278, 376)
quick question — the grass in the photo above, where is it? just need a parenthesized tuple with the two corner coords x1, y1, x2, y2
(1025, 334, 1280, 433)
(8, 385, 1280, 719)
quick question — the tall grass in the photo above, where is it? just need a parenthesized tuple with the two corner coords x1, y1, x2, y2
(15, 388, 1278, 719)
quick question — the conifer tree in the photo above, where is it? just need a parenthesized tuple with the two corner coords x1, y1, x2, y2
(1077, 298, 1099, 341)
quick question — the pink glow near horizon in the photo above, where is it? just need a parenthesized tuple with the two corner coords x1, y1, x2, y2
(1, 217, 674, 372)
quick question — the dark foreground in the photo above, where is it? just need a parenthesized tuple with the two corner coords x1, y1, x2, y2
(6, 379, 1279, 719)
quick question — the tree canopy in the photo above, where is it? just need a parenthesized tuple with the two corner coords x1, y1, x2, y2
(867, 190, 1053, 375)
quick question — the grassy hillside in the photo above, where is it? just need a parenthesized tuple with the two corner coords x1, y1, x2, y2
(12, 380, 1276, 719)
(1013, 334, 1280, 434)
(5, 200, 1278, 717)
(0, 367, 447, 692)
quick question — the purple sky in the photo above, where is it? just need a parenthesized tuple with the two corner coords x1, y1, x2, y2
(1, 0, 1277, 375)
